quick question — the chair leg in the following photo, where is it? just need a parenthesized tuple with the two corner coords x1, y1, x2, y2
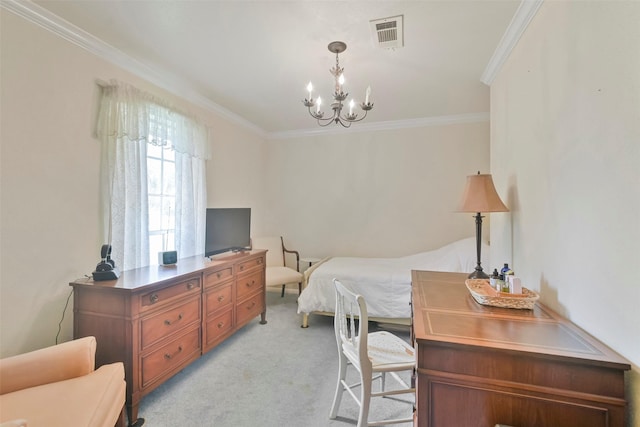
(298, 281, 302, 295)
(329, 352, 348, 419)
(281, 284, 285, 297)
(115, 406, 126, 427)
(358, 370, 372, 427)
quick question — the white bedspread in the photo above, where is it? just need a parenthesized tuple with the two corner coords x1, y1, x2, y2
(297, 237, 489, 319)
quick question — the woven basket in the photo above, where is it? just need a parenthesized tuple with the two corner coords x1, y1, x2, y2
(465, 279, 539, 310)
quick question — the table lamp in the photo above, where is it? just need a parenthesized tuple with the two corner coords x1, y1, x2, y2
(458, 172, 509, 279)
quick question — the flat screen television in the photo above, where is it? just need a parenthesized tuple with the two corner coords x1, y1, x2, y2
(204, 208, 251, 257)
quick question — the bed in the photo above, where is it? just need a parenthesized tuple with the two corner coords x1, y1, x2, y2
(297, 237, 488, 327)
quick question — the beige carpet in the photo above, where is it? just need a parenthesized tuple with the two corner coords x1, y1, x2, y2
(138, 290, 414, 426)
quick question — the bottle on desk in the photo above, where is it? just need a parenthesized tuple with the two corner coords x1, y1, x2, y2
(500, 274, 510, 293)
(500, 263, 510, 277)
(489, 269, 499, 289)
(508, 275, 523, 294)
(500, 264, 513, 293)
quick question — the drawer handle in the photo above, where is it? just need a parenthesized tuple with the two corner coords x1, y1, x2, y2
(216, 272, 222, 279)
(164, 313, 183, 326)
(247, 301, 256, 309)
(150, 293, 159, 304)
(257, 258, 263, 264)
(217, 321, 225, 329)
(217, 295, 225, 302)
(240, 265, 245, 271)
(246, 280, 255, 287)
(164, 346, 183, 360)
(187, 282, 196, 290)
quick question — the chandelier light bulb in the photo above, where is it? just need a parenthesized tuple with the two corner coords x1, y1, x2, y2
(316, 97, 322, 113)
(338, 74, 345, 86)
(307, 82, 313, 99)
(349, 99, 355, 115)
(365, 86, 371, 104)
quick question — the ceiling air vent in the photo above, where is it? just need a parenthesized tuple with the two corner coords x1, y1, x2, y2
(370, 15, 404, 49)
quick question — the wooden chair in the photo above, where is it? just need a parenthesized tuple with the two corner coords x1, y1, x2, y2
(330, 278, 415, 426)
(251, 236, 303, 297)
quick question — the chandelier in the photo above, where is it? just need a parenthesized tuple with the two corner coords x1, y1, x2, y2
(303, 41, 373, 128)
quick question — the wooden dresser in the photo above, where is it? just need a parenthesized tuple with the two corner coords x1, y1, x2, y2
(70, 250, 266, 426)
(411, 270, 630, 427)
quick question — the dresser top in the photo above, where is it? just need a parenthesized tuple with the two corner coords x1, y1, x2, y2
(411, 270, 630, 369)
(70, 250, 266, 291)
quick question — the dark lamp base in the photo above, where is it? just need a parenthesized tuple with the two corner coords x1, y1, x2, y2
(468, 269, 489, 279)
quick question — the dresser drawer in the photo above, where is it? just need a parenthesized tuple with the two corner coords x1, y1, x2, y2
(139, 276, 201, 310)
(204, 308, 234, 348)
(204, 267, 233, 288)
(141, 327, 201, 389)
(236, 270, 264, 300)
(140, 297, 201, 350)
(236, 255, 265, 274)
(204, 282, 233, 316)
(236, 291, 264, 326)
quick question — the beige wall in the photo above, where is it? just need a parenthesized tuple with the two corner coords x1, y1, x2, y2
(489, 1, 639, 424)
(206, 120, 267, 230)
(1, 10, 486, 357)
(263, 124, 489, 259)
(0, 11, 265, 357)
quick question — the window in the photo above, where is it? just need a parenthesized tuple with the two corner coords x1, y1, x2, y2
(97, 81, 209, 271)
(147, 143, 176, 265)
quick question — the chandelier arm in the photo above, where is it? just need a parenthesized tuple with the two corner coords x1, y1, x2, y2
(338, 109, 369, 123)
(308, 106, 340, 125)
(319, 118, 338, 127)
(350, 109, 369, 123)
(308, 110, 324, 120)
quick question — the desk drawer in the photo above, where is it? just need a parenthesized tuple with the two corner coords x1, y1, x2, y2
(141, 327, 200, 389)
(204, 282, 233, 316)
(423, 374, 625, 427)
(140, 297, 201, 350)
(236, 255, 264, 274)
(236, 292, 264, 326)
(204, 267, 233, 288)
(139, 276, 201, 310)
(236, 270, 263, 300)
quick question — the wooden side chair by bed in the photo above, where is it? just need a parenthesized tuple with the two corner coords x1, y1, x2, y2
(251, 236, 303, 297)
(330, 278, 416, 427)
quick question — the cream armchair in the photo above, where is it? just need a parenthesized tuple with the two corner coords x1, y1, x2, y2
(0, 336, 126, 427)
(252, 236, 304, 297)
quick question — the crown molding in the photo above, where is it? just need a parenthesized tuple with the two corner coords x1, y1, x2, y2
(3, 0, 492, 141)
(481, 0, 544, 86)
(266, 112, 490, 140)
(1, 0, 268, 138)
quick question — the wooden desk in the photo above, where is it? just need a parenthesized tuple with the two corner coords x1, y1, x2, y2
(411, 270, 630, 427)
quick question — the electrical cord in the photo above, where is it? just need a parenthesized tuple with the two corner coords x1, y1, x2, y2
(55, 288, 74, 345)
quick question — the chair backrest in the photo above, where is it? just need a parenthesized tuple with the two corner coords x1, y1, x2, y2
(251, 236, 284, 267)
(333, 278, 370, 370)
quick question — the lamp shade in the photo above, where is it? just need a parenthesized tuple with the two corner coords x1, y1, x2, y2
(458, 173, 509, 213)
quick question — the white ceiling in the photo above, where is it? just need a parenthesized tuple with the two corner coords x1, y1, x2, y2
(25, 0, 522, 136)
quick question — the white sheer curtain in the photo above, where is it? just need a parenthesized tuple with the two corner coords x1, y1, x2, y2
(96, 81, 210, 270)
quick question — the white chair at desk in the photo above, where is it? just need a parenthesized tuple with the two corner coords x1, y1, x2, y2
(330, 278, 415, 426)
